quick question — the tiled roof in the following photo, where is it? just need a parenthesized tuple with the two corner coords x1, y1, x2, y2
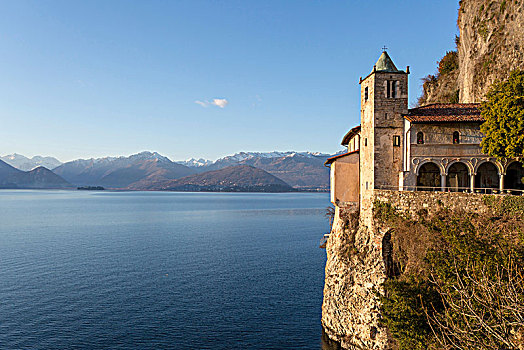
(404, 103, 482, 123)
(341, 125, 361, 146)
(324, 150, 359, 166)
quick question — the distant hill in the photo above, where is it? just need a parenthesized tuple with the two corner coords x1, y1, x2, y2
(140, 165, 294, 192)
(0, 160, 72, 189)
(53, 151, 195, 189)
(0, 153, 62, 171)
(183, 151, 331, 190)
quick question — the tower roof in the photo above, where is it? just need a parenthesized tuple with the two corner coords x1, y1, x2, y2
(374, 51, 399, 72)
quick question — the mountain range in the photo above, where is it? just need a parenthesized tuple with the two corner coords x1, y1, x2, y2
(52, 152, 195, 189)
(0, 150, 338, 191)
(178, 151, 331, 190)
(0, 154, 62, 171)
(0, 160, 72, 189)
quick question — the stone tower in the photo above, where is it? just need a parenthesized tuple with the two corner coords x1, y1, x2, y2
(359, 51, 409, 226)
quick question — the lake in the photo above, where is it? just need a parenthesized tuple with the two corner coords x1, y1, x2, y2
(0, 190, 329, 349)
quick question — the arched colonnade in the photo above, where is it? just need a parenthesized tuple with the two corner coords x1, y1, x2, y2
(414, 158, 524, 193)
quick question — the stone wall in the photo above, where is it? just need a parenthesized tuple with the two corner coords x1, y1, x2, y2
(374, 189, 491, 219)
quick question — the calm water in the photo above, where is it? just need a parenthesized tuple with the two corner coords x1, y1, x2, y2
(0, 190, 329, 349)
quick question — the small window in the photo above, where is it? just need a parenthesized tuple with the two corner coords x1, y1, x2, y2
(366, 182, 368, 190)
(417, 132, 424, 144)
(364, 87, 368, 101)
(391, 81, 397, 98)
(453, 131, 460, 144)
(393, 135, 401, 147)
(365, 138, 368, 146)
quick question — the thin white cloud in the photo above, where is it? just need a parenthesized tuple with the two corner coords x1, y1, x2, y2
(211, 98, 228, 108)
(194, 98, 229, 108)
(194, 100, 209, 107)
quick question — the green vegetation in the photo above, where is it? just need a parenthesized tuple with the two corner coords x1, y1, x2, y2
(480, 70, 524, 160)
(437, 51, 459, 76)
(376, 197, 524, 349)
(417, 51, 459, 107)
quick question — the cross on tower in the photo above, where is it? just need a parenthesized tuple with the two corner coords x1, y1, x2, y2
(382, 45, 388, 51)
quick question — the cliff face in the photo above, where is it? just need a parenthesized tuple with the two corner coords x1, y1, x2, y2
(418, 0, 524, 105)
(322, 206, 389, 349)
(458, 0, 524, 103)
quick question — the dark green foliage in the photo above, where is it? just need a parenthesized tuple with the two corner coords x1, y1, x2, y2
(380, 279, 441, 350)
(480, 70, 524, 159)
(437, 51, 459, 76)
(483, 194, 524, 216)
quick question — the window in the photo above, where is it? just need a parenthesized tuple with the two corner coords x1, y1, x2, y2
(385, 80, 398, 98)
(393, 135, 401, 147)
(453, 131, 460, 144)
(364, 87, 368, 101)
(417, 132, 424, 144)
(365, 138, 368, 146)
(391, 81, 397, 98)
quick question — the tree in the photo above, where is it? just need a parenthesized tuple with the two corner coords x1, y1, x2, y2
(480, 70, 524, 159)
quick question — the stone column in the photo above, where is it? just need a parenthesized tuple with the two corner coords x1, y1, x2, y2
(441, 174, 446, 192)
(470, 174, 475, 193)
(499, 174, 504, 192)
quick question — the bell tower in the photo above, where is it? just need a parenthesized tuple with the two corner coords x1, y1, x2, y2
(358, 51, 409, 224)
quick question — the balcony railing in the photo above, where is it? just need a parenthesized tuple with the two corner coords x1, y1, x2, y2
(374, 184, 524, 195)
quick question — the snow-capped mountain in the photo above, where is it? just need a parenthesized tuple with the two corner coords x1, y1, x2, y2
(178, 151, 330, 168)
(214, 151, 329, 163)
(186, 151, 333, 190)
(53, 151, 194, 188)
(177, 158, 213, 168)
(0, 153, 63, 171)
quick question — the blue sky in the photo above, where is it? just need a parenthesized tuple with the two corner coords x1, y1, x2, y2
(0, 0, 460, 162)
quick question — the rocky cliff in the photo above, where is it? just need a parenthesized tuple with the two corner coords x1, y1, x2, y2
(322, 206, 389, 349)
(418, 0, 524, 105)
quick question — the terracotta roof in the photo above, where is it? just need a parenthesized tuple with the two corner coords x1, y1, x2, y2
(324, 150, 359, 166)
(404, 103, 482, 123)
(341, 125, 361, 146)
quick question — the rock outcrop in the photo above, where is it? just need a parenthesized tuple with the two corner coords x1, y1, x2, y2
(322, 206, 389, 350)
(418, 0, 524, 105)
(458, 0, 524, 103)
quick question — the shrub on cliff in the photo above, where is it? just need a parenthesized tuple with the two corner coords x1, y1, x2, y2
(480, 69, 524, 159)
(377, 198, 524, 349)
(417, 51, 459, 106)
(437, 51, 459, 77)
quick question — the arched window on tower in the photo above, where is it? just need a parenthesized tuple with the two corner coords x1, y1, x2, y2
(417, 132, 424, 144)
(385, 80, 398, 98)
(453, 131, 460, 144)
(364, 87, 368, 101)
